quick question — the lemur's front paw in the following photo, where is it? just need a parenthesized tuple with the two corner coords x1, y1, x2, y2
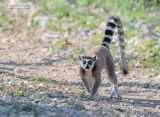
(116, 95, 122, 100)
(91, 93, 95, 99)
(109, 95, 113, 99)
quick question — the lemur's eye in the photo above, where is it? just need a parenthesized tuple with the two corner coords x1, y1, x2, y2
(83, 61, 86, 64)
(88, 61, 92, 65)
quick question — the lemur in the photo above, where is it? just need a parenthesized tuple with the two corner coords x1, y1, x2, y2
(79, 15, 128, 100)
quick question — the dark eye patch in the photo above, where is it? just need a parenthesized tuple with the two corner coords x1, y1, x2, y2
(83, 61, 86, 64)
(88, 61, 92, 65)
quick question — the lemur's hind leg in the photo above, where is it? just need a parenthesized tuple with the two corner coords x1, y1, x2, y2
(108, 74, 122, 100)
(105, 56, 122, 100)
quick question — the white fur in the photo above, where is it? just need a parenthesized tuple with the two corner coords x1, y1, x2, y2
(102, 41, 110, 48)
(104, 35, 112, 39)
(80, 55, 96, 71)
(106, 26, 114, 32)
(108, 19, 116, 25)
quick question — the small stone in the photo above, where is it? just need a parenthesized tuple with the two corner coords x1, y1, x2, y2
(43, 33, 60, 39)
(30, 94, 36, 99)
(95, 95, 104, 100)
(19, 97, 33, 101)
(87, 110, 94, 115)
(91, 102, 98, 107)
(42, 95, 48, 99)
(38, 83, 46, 89)
(21, 104, 33, 111)
(34, 99, 40, 103)
(102, 110, 108, 115)
(3, 74, 13, 82)
(47, 112, 57, 117)
(52, 98, 58, 102)
(43, 98, 52, 103)
(50, 107, 56, 112)
(156, 105, 160, 109)
(2, 94, 12, 101)
(0, 84, 5, 90)
(15, 68, 28, 73)
(28, 85, 34, 90)
(18, 81, 25, 87)
(41, 95, 52, 103)
(1, 38, 10, 43)
(145, 95, 153, 99)
(120, 113, 126, 117)
(24, 92, 35, 97)
(151, 75, 160, 83)
(131, 99, 140, 104)
(61, 107, 69, 114)
(38, 105, 50, 111)
(74, 102, 85, 110)
(145, 90, 151, 92)
(9, 80, 18, 87)
(19, 111, 31, 117)
(68, 96, 75, 102)
(37, 105, 46, 110)
(148, 75, 153, 78)
(43, 91, 53, 98)
(141, 83, 150, 88)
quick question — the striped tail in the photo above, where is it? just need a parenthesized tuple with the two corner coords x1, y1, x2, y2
(116, 17, 129, 75)
(102, 15, 129, 75)
(102, 16, 118, 49)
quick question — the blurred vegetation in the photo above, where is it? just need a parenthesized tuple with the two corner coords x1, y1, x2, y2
(0, 0, 160, 73)
(136, 40, 160, 73)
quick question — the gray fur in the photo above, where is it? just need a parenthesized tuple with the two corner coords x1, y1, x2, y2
(105, 15, 129, 75)
(78, 15, 128, 99)
(116, 22, 129, 75)
(79, 46, 122, 99)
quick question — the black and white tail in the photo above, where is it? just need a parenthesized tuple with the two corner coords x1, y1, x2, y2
(102, 15, 129, 75)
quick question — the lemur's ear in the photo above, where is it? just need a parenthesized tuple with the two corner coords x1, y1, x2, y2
(79, 55, 83, 61)
(92, 55, 96, 61)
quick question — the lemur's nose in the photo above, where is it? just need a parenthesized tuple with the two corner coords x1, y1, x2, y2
(85, 66, 89, 69)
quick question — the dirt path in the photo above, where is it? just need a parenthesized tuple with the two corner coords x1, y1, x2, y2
(0, 31, 160, 117)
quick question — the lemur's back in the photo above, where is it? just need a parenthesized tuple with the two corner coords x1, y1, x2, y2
(86, 45, 112, 71)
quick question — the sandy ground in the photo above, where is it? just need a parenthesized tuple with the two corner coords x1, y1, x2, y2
(0, 32, 159, 117)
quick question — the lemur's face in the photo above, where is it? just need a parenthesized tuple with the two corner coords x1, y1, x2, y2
(79, 55, 97, 71)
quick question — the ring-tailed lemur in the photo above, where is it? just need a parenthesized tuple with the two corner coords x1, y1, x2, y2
(79, 15, 128, 99)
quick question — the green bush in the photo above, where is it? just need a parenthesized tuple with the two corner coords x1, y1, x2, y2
(38, 0, 69, 17)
